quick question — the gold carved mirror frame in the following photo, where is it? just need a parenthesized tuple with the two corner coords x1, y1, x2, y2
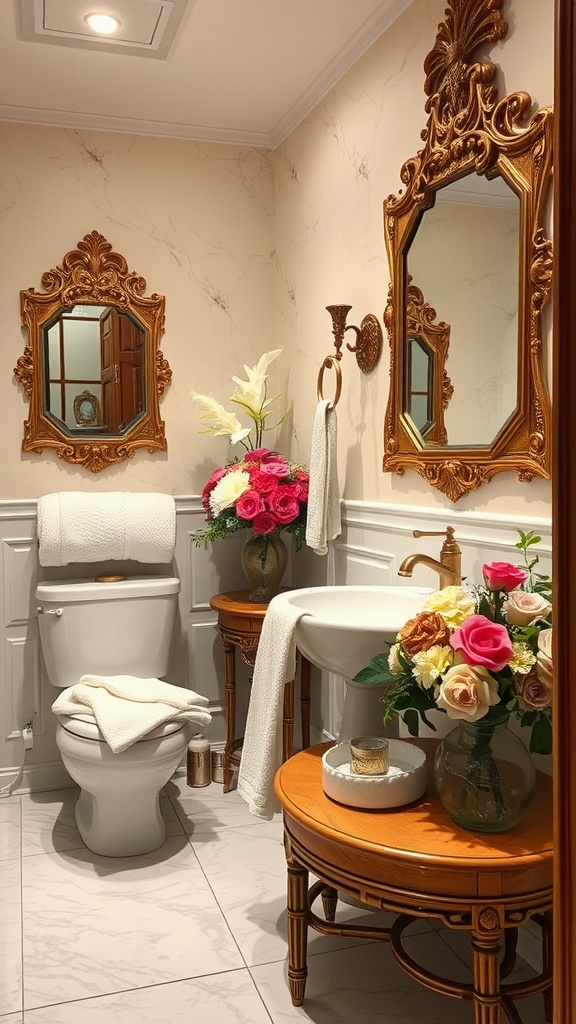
(383, 0, 553, 501)
(15, 231, 172, 473)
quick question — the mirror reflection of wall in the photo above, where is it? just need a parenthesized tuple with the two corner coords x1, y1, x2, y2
(406, 173, 520, 448)
(43, 304, 146, 435)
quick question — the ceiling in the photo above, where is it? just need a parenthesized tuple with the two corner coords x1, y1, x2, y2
(0, 0, 413, 148)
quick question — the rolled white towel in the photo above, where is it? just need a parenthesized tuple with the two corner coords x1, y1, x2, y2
(52, 675, 211, 753)
(305, 400, 342, 556)
(37, 492, 176, 566)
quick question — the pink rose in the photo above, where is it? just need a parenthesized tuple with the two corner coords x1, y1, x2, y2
(247, 448, 271, 461)
(514, 667, 552, 711)
(267, 486, 300, 525)
(252, 511, 279, 535)
(450, 614, 513, 671)
(482, 562, 529, 592)
(201, 466, 228, 517)
(258, 459, 290, 479)
(235, 490, 265, 522)
(250, 469, 280, 495)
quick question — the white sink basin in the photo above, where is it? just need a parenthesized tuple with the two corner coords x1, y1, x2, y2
(285, 585, 432, 680)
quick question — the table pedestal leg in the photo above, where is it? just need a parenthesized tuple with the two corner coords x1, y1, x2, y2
(283, 677, 295, 762)
(286, 841, 309, 1006)
(222, 640, 236, 793)
(300, 656, 311, 749)
(471, 911, 503, 1024)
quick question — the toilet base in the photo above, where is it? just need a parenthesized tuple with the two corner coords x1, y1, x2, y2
(56, 718, 192, 857)
(75, 787, 167, 857)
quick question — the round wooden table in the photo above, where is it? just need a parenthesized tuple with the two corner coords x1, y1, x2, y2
(274, 741, 553, 1023)
(210, 590, 311, 792)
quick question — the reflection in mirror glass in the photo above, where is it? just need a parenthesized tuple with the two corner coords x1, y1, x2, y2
(405, 173, 520, 449)
(42, 304, 146, 436)
(405, 335, 433, 436)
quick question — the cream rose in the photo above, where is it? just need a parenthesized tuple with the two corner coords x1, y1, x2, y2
(423, 586, 476, 630)
(536, 627, 553, 688)
(503, 591, 552, 627)
(436, 664, 501, 722)
(388, 643, 403, 675)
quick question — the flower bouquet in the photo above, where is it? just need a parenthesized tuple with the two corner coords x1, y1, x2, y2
(191, 350, 309, 601)
(354, 531, 552, 831)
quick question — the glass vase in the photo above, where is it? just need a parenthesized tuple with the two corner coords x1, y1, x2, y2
(433, 719, 536, 833)
(241, 531, 287, 603)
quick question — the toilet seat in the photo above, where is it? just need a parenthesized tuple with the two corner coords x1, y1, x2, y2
(58, 712, 187, 743)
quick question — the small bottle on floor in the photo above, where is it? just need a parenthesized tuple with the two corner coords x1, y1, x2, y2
(186, 734, 211, 787)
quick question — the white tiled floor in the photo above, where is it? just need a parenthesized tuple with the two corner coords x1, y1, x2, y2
(0, 775, 548, 1022)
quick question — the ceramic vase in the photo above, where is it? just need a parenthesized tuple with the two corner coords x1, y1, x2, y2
(433, 719, 536, 833)
(241, 531, 287, 603)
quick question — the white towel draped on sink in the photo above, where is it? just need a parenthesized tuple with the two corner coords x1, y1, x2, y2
(37, 491, 177, 566)
(237, 593, 307, 819)
(51, 675, 211, 753)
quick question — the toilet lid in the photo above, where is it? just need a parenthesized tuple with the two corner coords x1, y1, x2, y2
(57, 713, 187, 742)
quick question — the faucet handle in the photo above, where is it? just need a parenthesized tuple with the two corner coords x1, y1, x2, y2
(412, 527, 455, 540)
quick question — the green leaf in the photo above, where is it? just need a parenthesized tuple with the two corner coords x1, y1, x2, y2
(353, 654, 392, 685)
(402, 709, 420, 737)
(529, 713, 552, 756)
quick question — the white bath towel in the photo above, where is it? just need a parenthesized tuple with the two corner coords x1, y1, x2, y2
(37, 492, 176, 566)
(305, 399, 342, 556)
(237, 594, 307, 819)
(51, 675, 211, 753)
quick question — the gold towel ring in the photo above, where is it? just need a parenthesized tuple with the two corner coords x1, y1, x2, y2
(317, 355, 342, 407)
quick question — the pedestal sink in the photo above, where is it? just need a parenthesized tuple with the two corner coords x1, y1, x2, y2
(284, 585, 432, 741)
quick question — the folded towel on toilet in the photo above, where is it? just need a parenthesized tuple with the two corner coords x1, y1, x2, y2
(305, 399, 342, 555)
(237, 594, 307, 819)
(51, 675, 211, 753)
(37, 492, 177, 566)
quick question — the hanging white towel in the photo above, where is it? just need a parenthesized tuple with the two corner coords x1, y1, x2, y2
(237, 594, 307, 819)
(305, 399, 342, 555)
(51, 675, 211, 753)
(37, 492, 176, 566)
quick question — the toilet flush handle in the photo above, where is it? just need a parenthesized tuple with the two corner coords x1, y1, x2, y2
(36, 606, 63, 616)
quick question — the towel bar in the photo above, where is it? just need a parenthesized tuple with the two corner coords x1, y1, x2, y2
(316, 304, 382, 406)
(317, 355, 342, 406)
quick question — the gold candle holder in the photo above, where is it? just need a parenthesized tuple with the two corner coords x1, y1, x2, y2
(350, 737, 389, 775)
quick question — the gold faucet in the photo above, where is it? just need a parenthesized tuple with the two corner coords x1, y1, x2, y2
(398, 527, 462, 589)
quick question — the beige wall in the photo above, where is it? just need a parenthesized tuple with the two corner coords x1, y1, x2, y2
(0, 0, 553, 521)
(0, 127, 277, 498)
(274, 0, 554, 518)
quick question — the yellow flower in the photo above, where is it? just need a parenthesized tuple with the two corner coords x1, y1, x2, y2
(412, 645, 453, 689)
(509, 640, 536, 676)
(423, 586, 476, 629)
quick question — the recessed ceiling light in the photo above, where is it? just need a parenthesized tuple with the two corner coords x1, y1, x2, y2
(84, 13, 121, 35)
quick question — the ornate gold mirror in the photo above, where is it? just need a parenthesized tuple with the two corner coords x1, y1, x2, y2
(383, 0, 553, 501)
(15, 231, 172, 473)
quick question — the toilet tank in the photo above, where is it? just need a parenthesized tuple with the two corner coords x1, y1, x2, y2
(35, 576, 180, 688)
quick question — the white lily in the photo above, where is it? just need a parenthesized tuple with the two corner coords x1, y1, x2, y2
(231, 348, 283, 418)
(190, 391, 251, 445)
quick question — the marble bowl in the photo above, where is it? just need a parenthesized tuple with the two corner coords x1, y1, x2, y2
(321, 740, 427, 810)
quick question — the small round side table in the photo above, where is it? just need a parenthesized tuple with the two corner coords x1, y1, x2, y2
(210, 590, 311, 792)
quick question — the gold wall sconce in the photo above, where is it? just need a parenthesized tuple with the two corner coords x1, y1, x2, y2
(317, 304, 383, 406)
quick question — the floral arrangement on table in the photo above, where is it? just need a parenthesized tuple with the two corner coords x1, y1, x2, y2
(354, 531, 553, 754)
(190, 348, 308, 549)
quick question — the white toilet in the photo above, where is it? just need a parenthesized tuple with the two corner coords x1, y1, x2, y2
(36, 575, 194, 858)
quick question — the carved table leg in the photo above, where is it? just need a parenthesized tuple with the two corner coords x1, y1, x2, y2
(471, 906, 504, 1024)
(542, 909, 553, 1022)
(222, 638, 237, 793)
(285, 835, 310, 1006)
(300, 655, 311, 749)
(283, 676, 295, 761)
(321, 886, 339, 922)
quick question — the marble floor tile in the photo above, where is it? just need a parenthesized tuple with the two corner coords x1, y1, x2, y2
(20, 788, 84, 857)
(0, 795, 21, 860)
(251, 932, 479, 1023)
(0, 854, 22, 1015)
(23, 970, 273, 1024)
(22, 837, 244, 1010)
(165, 776, 280, 837)
(191, 819, 433, 968)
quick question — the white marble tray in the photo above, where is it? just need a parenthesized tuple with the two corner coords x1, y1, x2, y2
(321, 740, 427, 809)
